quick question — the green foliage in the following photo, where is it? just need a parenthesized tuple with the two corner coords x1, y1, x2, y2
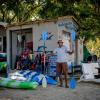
(0, 0, 44, 23)
(86, 38, 100, 57)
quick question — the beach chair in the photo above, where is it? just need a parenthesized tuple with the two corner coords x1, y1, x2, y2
(78, 63, 100, 83)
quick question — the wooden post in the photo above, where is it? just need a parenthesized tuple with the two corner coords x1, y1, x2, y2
(75, 38, 78, 65)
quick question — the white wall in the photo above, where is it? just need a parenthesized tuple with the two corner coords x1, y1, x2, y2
(32, 18, 82, 65)
(6, 29, 11, 70)
(11, 32, 17, 68)
(57, 19, 76, 64)
(33, 22, 58, 51)
(26, 33, 33, 42)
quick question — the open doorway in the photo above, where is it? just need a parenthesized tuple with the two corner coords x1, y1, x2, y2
(17, 28, 33, 54)
(10, 28, 33, 68)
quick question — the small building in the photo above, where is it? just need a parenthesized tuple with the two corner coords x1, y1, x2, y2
(6, 16, 83, 68)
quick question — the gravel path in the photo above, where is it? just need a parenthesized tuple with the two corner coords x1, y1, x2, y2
(0, 83, 100, 100)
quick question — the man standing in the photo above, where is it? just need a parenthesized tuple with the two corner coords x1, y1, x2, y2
(54, 40, 73, 88)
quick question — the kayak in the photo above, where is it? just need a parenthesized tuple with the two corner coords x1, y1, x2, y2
(0, 77, 38, 89)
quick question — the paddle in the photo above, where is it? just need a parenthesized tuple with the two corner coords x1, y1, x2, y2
(41, 32, 48, 88)
(69, 30, 76, 89)
(69, 63, 76, 89)
(41, 32, 48, 74)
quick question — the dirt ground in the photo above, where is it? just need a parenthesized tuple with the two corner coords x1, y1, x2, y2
(0, 83, 100, 100)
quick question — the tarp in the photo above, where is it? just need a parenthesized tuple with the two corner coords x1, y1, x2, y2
(9, 70, 57, 85)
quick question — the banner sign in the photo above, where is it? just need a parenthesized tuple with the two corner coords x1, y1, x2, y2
(48, 55, 57, 76)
